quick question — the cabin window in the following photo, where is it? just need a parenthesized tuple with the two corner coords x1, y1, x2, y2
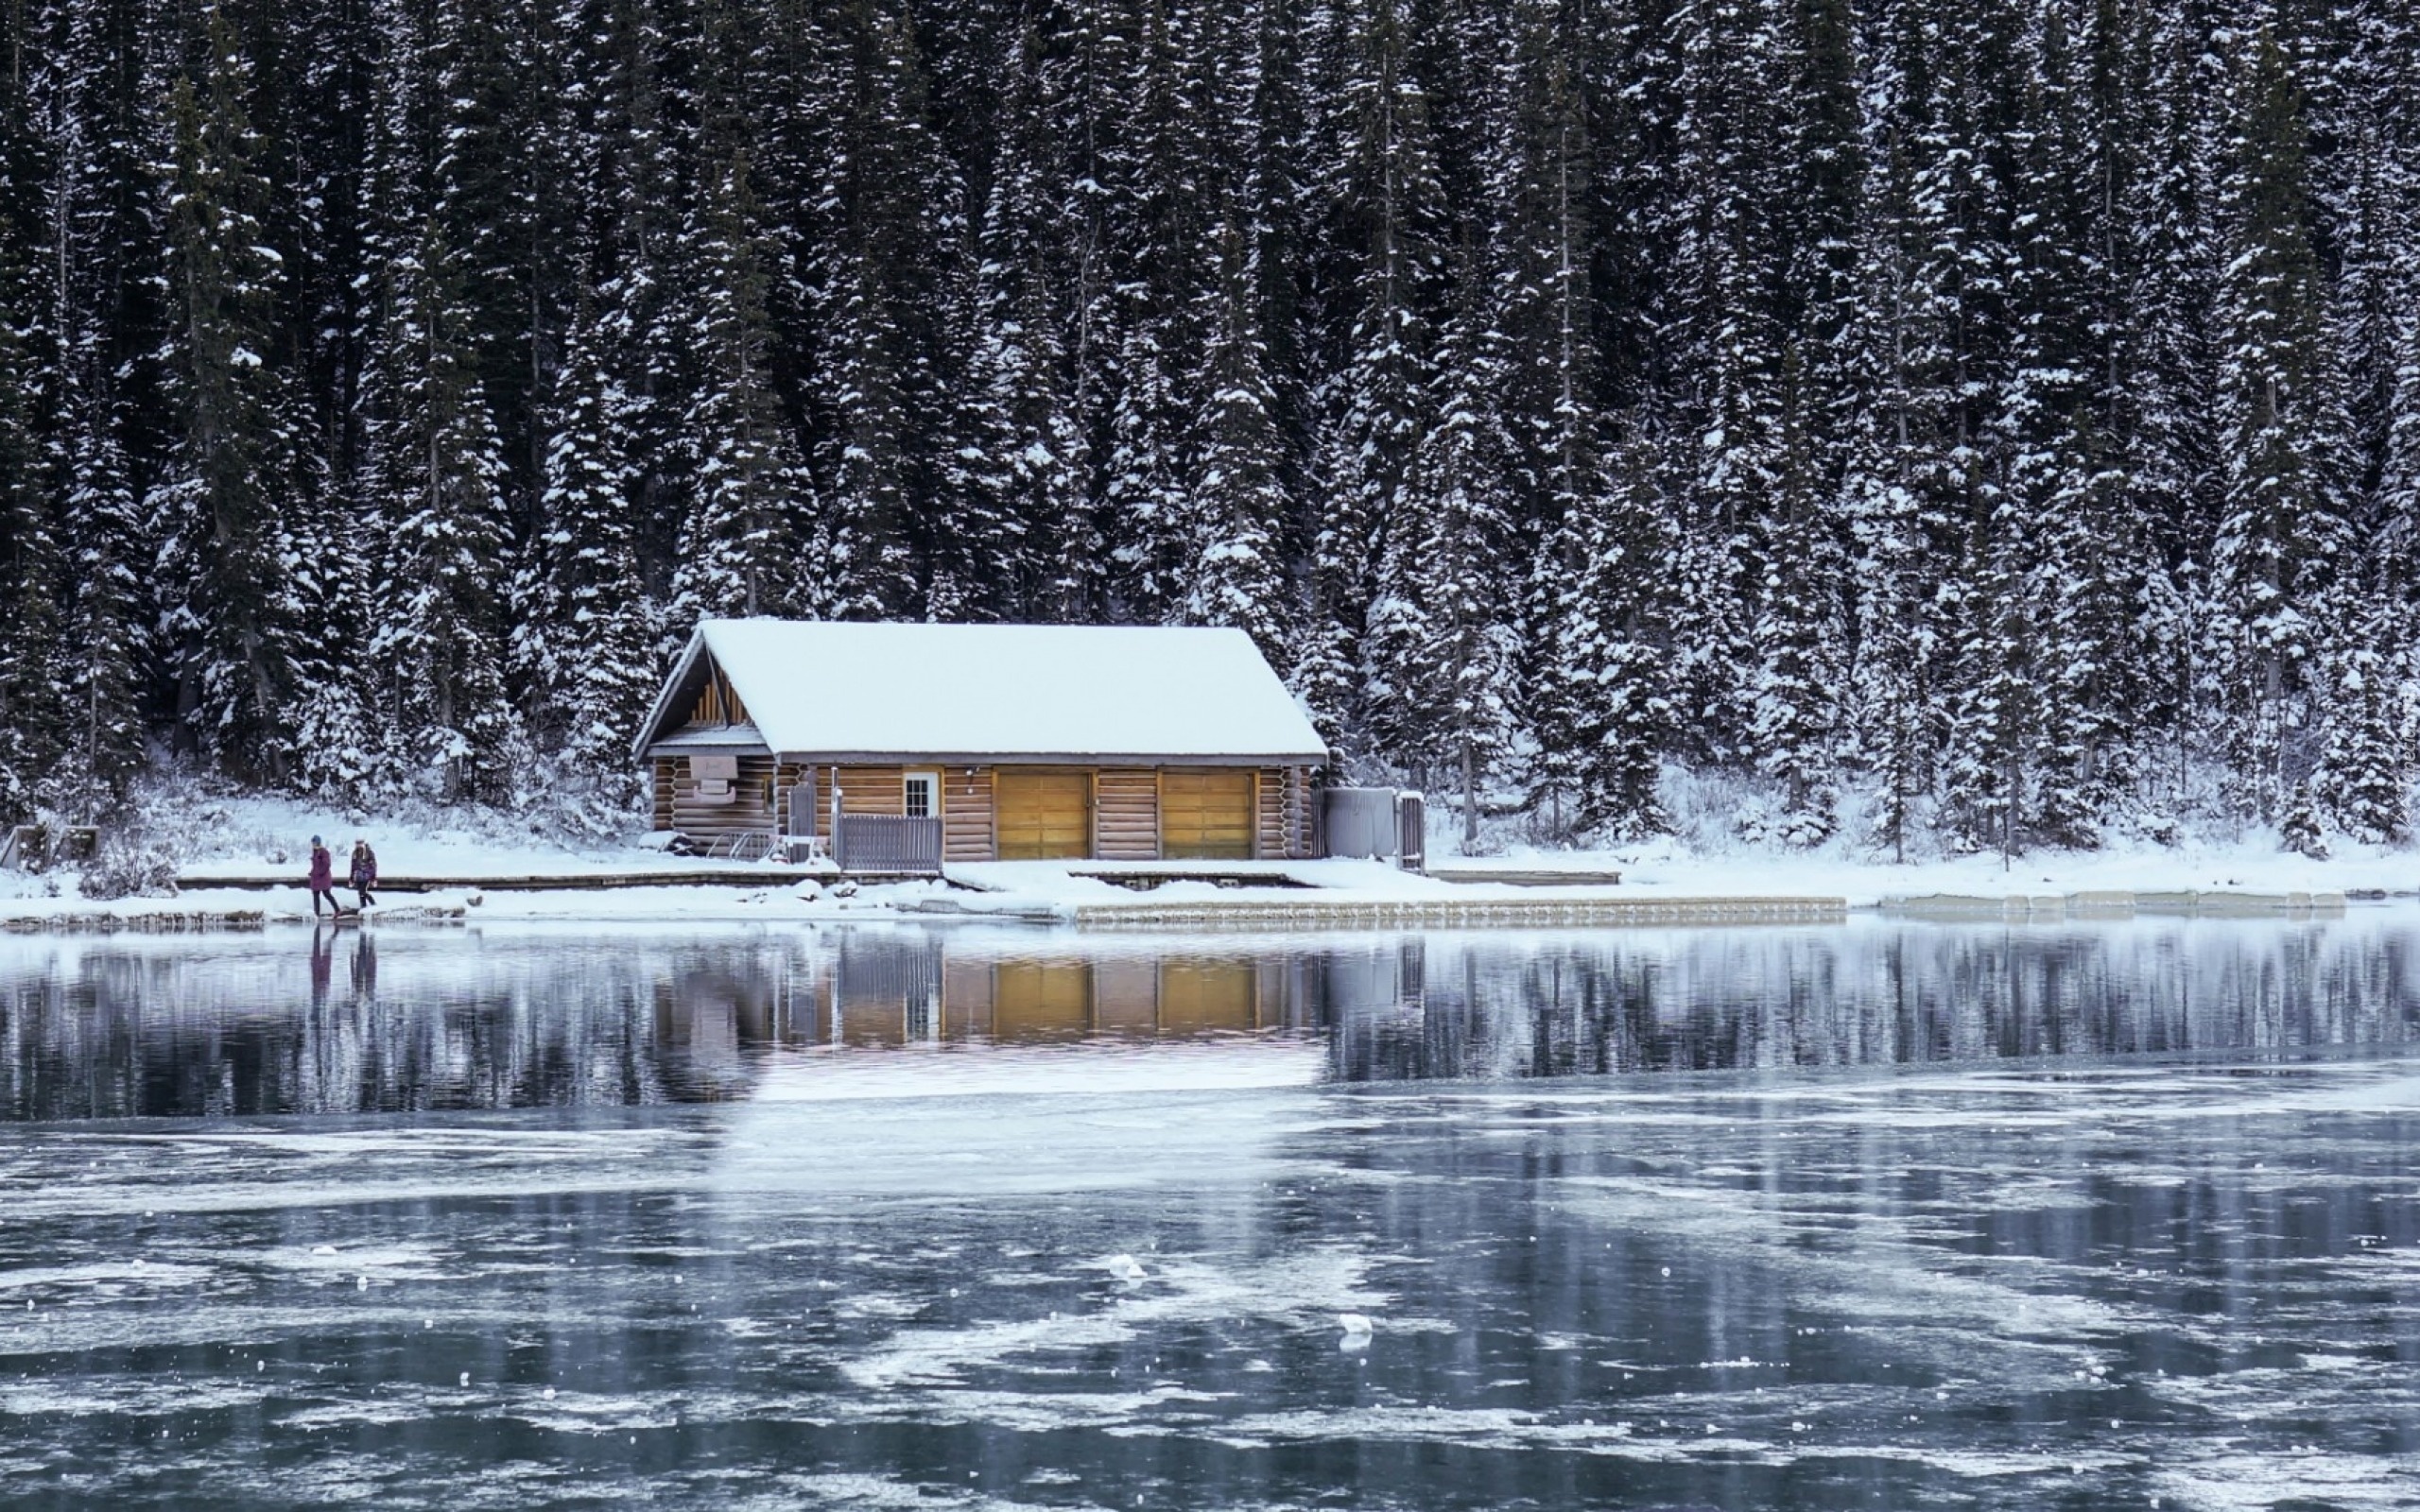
(904, 772, 939, 820)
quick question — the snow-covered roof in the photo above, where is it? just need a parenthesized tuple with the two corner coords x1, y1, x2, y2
(637, 620, 1329, 765)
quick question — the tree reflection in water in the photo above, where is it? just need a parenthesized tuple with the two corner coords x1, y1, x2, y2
(0, 916, 2416, 1121)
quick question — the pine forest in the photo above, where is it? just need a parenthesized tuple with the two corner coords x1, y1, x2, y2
(0, 0, 2416, 859)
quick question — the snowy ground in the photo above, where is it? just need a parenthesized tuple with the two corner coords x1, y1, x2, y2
(1, 782, 2411, 926)
(1486, 833, 2414, 907)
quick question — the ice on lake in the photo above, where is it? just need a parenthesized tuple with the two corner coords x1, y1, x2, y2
(0, 915, 2413, 1509)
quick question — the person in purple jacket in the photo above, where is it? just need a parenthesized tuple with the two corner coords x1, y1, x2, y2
(306, 835, 344, 918)
(349, 837, 378, 910)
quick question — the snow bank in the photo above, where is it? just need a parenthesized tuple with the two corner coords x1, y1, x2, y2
(1461, 839, 2412, 910)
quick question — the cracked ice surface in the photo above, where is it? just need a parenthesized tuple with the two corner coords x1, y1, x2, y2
(0, 919, 2413, 1509)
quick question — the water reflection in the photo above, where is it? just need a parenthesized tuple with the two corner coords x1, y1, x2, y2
(2, 915, 2418, 1121)
(1337, 919, 2420, 1081)
(0, 917, 2415, 1509)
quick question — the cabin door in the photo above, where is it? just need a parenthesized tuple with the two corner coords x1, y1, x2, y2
(994, 770, 1092, 860)
(1159, 769, 1255, 859)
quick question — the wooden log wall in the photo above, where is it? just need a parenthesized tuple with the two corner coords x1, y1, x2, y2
(833, 766, 907, 816)
(669, 753, 780, 839)
(943, 767, 995, 864)
(653, 757, 1322, 857)
(1257, 767, 1287, 860)
(1096, 769, 1159, 860)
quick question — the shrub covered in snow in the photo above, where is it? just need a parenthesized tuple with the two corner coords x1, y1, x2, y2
(77, 830, 179, 900)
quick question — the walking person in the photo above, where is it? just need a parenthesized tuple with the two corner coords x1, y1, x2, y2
(349, 837, 379, 911)
(306, 835, 345, 919)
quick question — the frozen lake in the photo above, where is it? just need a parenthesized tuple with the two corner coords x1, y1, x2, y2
(0, 916, 2415, 1509)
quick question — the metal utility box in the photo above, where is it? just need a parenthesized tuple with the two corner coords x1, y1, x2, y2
(1322, 787, 1402, 860)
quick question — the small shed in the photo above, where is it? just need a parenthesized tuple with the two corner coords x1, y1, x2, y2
(631, 620, 1330, 864)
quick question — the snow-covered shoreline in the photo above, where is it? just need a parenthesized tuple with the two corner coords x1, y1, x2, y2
(0, 854, 2394, 935)
(1, 784, 2409, 932)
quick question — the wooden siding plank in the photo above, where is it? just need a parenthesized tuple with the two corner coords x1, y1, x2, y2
(1096, 768, 1158, 861)
(833, 766, 907, 816)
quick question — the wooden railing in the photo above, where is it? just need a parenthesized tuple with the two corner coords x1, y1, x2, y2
(835, 815, 943, 874)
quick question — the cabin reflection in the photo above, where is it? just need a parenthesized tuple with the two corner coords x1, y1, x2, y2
(802, 938, 1317, 1046)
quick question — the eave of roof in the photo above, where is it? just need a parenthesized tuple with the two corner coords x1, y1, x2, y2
(644, 723, 773, 758)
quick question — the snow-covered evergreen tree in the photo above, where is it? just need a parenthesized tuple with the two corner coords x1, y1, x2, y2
(671, 146, 813, 625)
(363, 215, 519, 801)
(1179, 211, 1292, 662)
(1300, 0, 1443, 742)
(2318, 593, 2409, 844)
(0, 250, 67, 821)
(1659, 0, 1790, 776)
(946, 19, 1090, 623)
(1372, 262, 1520, 845)
(517, 290, 657, 780)
(1745, 350, 1844, 844)
(2208, 26, 2352, 822)
(805, 0, 955, 619)
(150, 9, 310, 785)
(1529, 428, 1672, 839)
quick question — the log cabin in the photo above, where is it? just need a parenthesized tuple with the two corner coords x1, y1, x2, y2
(632, 620, 1331, 864)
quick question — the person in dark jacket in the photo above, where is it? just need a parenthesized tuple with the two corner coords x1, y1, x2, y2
(306, 836, 343, 918)
(349, 838, 378, 910)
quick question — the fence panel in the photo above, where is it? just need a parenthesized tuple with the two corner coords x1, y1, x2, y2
(836, 815, 944, 873)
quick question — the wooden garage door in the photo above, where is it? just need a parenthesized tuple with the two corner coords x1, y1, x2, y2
(1160, 769, 1254, 859)
(994, 770, 1092, 859)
